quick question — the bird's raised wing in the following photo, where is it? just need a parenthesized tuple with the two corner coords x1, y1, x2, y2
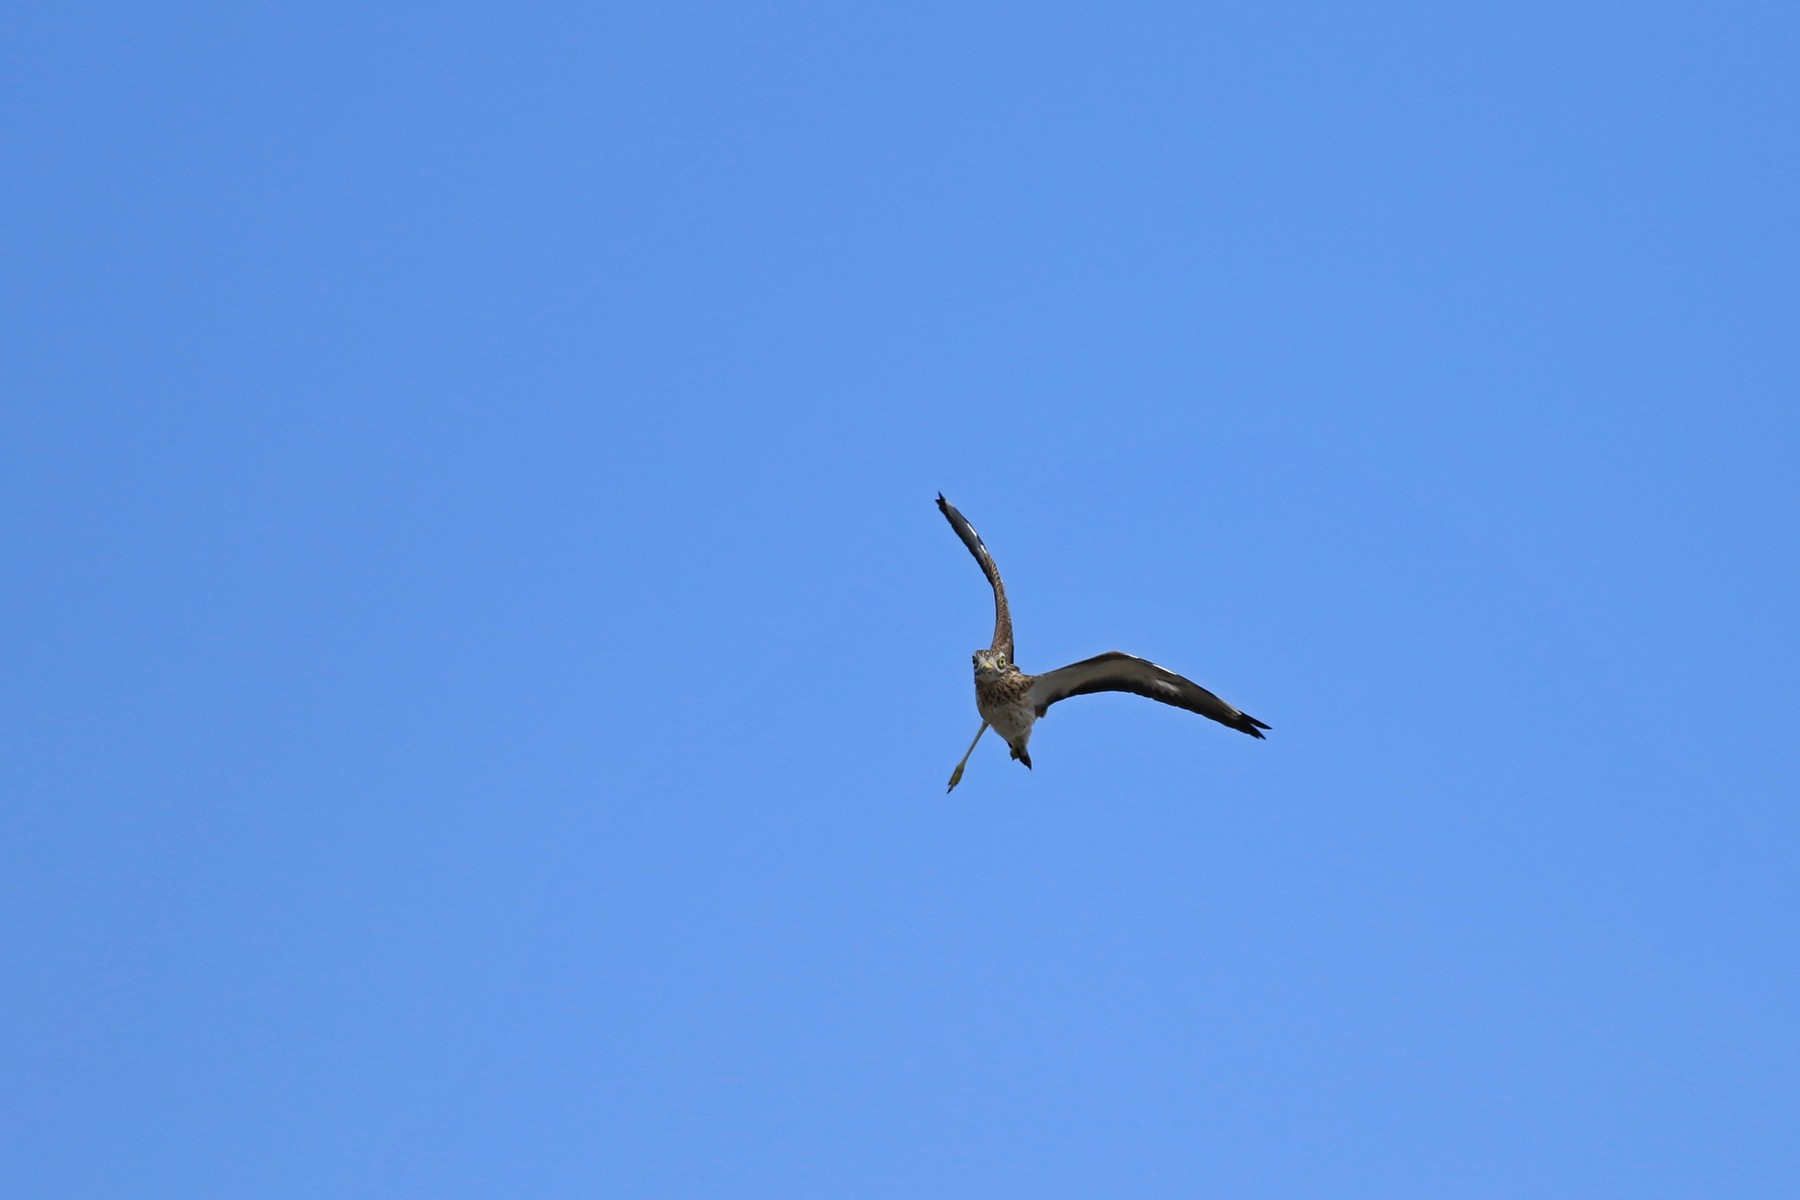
(1026, 651, 1269, 738)
(937, 494, 1013, 662)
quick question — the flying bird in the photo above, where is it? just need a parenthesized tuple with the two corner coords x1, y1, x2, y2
(938, 493, 1268, 791)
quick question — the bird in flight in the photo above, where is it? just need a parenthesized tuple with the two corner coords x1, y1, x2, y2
(938, 494, 1268, 791)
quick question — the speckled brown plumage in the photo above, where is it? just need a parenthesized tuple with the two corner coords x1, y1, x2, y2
(974, 659, 1037, 767)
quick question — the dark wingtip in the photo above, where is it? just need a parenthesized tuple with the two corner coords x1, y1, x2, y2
(1238, 715, 1271, 739)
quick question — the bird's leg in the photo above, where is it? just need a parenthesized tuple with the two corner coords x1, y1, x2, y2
(946, 722, 989, 792)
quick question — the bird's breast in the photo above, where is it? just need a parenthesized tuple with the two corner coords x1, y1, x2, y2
(975, 675, 1036, 741)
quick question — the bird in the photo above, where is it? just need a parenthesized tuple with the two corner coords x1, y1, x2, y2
(938, 493, 1268, 791)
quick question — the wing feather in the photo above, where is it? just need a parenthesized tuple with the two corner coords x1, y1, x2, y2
(1026, 651, 1269, 738)
(936, 494, 1014, 661)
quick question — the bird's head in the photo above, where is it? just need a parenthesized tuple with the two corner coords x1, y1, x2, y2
(972, 649, 1011, 679)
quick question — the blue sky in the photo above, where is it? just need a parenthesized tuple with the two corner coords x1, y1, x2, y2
(5, 2, 1797, 1196)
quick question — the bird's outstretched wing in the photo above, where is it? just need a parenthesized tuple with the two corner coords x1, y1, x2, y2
(1026, 651, 1269, 738)
(937, 494, 1014, 662)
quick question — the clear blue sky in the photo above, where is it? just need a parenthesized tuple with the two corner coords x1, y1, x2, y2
(5, 3, 1797, 1196)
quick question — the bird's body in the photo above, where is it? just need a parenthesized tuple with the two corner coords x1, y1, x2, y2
(938, 494, 1268, 791)
(973, 652, 1038, 766)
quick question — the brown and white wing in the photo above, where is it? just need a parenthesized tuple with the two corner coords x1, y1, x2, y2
(1026, 651, 1269, 739)
(936, 494, 1014, 662)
